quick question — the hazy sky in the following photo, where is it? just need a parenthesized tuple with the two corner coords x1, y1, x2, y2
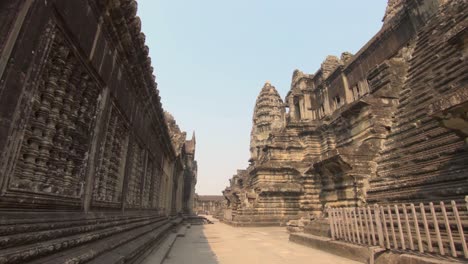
(137, 1, 388, 195)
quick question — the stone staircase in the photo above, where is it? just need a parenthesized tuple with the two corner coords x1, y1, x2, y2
(368, 1, 468, 203)
(0, 212, 180, 264)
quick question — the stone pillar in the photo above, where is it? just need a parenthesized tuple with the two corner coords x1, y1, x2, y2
(0, 0, 34, 81)
(299, 97, 305, 120)
(323, 86, 331, 116)
(166, 162, 175, 215)
(303, 94, 312, 120)
(341, 73, 354, 104)
(82, 86, 111, 212)
(288, 96, 297, 121)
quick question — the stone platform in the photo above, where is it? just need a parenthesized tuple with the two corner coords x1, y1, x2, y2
(153, 216, 358, 264)
(0, 212, 183, 264)
(289, 232, 466, 264)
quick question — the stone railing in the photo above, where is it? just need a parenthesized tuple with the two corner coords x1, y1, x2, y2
(328, 199, 468, 260)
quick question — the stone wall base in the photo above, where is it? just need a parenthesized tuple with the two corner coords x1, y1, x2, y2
(289, 232, 463, 264)
(0, 212, 183, 264)
(221, 219, 285, 227)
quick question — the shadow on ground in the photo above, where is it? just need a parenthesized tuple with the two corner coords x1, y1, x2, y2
(163, 224, 219, 264)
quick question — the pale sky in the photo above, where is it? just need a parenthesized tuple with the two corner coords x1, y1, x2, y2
(137, 1, 388, 195)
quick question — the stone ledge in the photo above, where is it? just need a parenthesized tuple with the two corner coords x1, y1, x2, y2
(140, 233, 178, 264)
(289, 232, 466, 264)
(176, 225, 188, 237)
(374, 252, 463, 264)
(289, 232, 380, 263)
(222, 220, 284, 227)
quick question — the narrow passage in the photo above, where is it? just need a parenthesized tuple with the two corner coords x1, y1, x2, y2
(161, 217, 358, 264)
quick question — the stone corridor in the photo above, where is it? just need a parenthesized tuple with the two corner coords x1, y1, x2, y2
(148, 217, 358, 264)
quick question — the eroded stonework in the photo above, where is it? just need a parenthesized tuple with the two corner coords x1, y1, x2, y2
(0, 0, 197, 263)
(10, 26, 101, 198)
(250, 82, 285, 162)
(222, 0, 468, 226)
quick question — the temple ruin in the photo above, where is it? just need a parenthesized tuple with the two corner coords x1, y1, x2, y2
(0, 0, 197, 263)
(222, 0, 468, 227)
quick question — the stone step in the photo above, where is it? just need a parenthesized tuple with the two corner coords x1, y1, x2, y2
(367, 181, 468, 202)
(368, 170, 468, 192)
(352, 228, 467, 258)
(26, 220, 174, 264)
(0, 212, 153, 236)
(0, 211, 148, 224)
(81, 221, 176, 264)
(0, 215, 163, 250)
(371, 181, 465, 197)
(176, 225, 188, 237)
(140, 233, 178, 264)
(0, 215, 168, 264)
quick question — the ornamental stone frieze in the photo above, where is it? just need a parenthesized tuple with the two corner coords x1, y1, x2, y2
(0, 1, 197, 262)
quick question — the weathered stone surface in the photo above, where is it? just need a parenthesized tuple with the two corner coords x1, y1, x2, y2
(0, 0, 197, 263)
(221, 0, 468, 234)
(289, 232, 383, 263)
(375, 252, 465, 264)
(250, 82, 286, 162)
(290, 232, 466, 264)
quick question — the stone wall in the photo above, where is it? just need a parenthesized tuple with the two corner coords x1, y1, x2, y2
(0, 0, 197, 263)
(222, 0, 467, 226)
(368, 1, 468, 203)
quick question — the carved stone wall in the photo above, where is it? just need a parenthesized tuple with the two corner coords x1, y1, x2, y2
(9, 26, 100, 199)
(0, 0, 197, 262)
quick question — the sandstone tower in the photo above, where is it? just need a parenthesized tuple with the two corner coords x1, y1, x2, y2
(250, 82, 285, 162)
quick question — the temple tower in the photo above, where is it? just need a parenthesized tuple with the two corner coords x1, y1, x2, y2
(383, 0, 405, 24)
(250, 82, 285, 162)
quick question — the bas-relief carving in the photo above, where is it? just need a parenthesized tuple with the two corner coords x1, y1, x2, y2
(9, 25, 101, 199)
(125, 141, 145, 208)
(92, 103, 129, 205)
(142, 157, 153, 208)
(152, 160, 164, 209)
(142, 156, 159, 209)
(0, 0, 199, 262)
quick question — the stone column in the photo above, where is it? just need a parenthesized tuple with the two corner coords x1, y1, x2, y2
(303, 94, 312, 120)
(323, 86, 331, 116)
(82, 86, 111, 212)
(341, 73, 354, 103)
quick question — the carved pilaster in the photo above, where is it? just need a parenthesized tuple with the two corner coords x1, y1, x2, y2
(124, 140, 145, 208)
(92, 103, 129, 206)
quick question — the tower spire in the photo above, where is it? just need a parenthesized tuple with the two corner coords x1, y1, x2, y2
(250, 82, 285, 161)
